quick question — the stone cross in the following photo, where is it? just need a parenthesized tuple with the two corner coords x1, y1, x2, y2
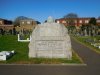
(47, 16, 55, 23)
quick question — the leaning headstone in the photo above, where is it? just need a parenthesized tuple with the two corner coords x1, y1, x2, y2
(29, 16, 72, 59)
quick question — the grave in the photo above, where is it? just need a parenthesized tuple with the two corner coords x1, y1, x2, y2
(18, 34, 31, 42)
(0, 50, 15, 61)
(29, 16, 72, 59)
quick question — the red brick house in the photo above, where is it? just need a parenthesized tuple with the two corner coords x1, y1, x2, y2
(96, 19, 100, 26)
(56, 18, 100, 26)
(0, 18, 13, 31)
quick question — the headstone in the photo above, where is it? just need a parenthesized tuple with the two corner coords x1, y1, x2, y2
(84, 29, 88, 36)
(29, 16, 72, 59)
(0, 50, 15, 61)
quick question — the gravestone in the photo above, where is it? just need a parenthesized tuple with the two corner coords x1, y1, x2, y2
(29, 16, 72, 59)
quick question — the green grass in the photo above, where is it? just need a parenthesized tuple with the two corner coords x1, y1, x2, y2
(0, 35, 29, 63)
(73, 35, 100, 54)
(0, 35, 82, 64)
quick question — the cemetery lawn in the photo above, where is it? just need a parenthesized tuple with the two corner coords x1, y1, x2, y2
(73, 36, 100, 54)
(0, 35, 83, 64)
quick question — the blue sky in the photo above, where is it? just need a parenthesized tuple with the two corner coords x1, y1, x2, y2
(0, 0, 100, 22)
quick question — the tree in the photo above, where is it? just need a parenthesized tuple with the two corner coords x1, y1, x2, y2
(64, 13, 78, 18)
(13, 27, 16, 35)
(89, 17, 96, 25)
(0, 28, 4, 35)
(36, 21, 41, 24)
(64, 13, 78, 34)
(89, 17, 97, 36)
(98, 16, 100, 19)
(13, 16, 34, 26)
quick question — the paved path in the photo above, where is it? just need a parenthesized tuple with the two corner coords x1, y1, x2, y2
(0, 38, 100, 75)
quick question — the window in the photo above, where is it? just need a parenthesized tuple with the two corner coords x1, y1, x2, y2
(22, 21, 24, 24)
(57, 21, 60, 23)
(27, 21, 31, 24)
(85, 20, 89, 23)
(62, 20, 66, 23)
(0, 21, 3, 25)
(79, 20, 82, 23)
(97, 20, 100, 23)
(74, 20, 77, 23)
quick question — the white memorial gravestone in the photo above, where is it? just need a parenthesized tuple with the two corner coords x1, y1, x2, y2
(29, 16, 72, 59)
